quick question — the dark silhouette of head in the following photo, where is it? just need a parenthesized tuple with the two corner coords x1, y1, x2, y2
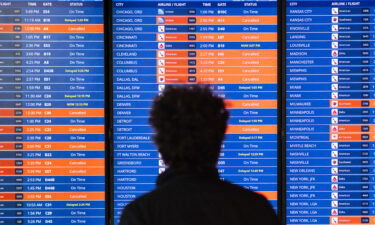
(149, 85, 229, 171)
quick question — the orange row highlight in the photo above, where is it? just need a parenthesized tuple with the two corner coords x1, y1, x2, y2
(0, 24, 103, 33)
(157, 67, 276, 75)
(227, 125, 277, 134)
(0, 192, 104, 201)
(330, 100, 373, 108)
(0, 109, 104, 117)
(0, 142, 104, 151)
(0, 159, 104, 167)
(0, 168, 104, 176)
(0, 125, 104, 134)
(156, 59, 277, 67)
(157, 75, 277, 84)
(330, 125, 372, 133)
(157, 50, 277, 58)
(226, 100, 277, 109)
(157, 16, 277, 25)
(329, 216, 375, 224)
(330, 133, 373, 142)
(158, 33, 277, 42)
(258, 191, 278, 201)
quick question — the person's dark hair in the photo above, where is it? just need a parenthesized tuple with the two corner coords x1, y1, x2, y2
(149, 85, 229, 171)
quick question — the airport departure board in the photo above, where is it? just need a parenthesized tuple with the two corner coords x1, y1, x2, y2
(113, 1, 278, 222)
(10, 1, 375, 224)
(0, 1, 105, 225)
(112, 0, 278, 222)
(286, 0, 375, 224)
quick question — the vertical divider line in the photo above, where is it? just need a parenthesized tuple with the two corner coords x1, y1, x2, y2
(104, 0, 114, 225)
(278, 0, 287, 224)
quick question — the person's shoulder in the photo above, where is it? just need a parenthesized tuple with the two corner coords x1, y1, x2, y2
(125, 188, 160, 209)
(119, 190, 159, 225)
(124, 185, 171, 213)
(220, 180, 279, 224)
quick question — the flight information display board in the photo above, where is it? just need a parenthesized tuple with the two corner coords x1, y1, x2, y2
(286, 0, 375, 224)
(0, 1, 105, 224)
(112, 0, 278, 223)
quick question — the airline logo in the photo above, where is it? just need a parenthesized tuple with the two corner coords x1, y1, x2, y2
(332, 50, 339, 57)
(158, 60, 165, 66)
(158, 34, 165, 41)
(158, 42, 165, 49)
(331, 192, 338, 199)
(331, 100, 338, 107)
(331, 125, 338, 132)
(332, 8, 339, 14)
(159, 168, 166, 174)
(158, 76, 165, 83)
(158, 26, 165, 32)
(158, 67, 165, 75)
(157, 17, 165, 24)
(158, 85, 165, 92)
(157, 51, 165, 58)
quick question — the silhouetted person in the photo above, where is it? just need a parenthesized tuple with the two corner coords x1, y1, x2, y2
(119, 85, 279, 225)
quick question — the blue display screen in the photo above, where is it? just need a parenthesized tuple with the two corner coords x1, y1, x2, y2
(112, 0, 279, 223)
(286, 1, 375, 224)
(10, 0, 375, 224)
(0, 1, 105, 224)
